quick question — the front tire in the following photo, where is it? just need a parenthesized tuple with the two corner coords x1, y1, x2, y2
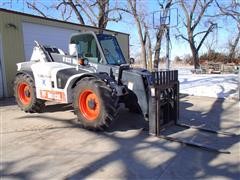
(73, 77, 119, 130)
(14, 74, 45, 113)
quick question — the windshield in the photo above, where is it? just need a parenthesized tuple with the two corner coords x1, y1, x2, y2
(97, 34, 126, 65)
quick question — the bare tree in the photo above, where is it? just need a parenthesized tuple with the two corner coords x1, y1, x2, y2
(56, 0, 122, 28)
(142, 22, 153, 70)
(25, 1, 73, 21)
(26, 0, 73, 21)
(216, 0, 240, 61)
(178, 0, 216, 69)
(229, 26, 240, 60)
(153, 0, 173, 69)
(204, 32, 217, 53)
(127, 0, 148, 69)
(57, 3, 73, 21)
(26, 0, 122, 29)
(55, 0, 85, 24)
(26, 1, 49, 17)
(98, 0, 118, 29)
(144, 23, 153, 70)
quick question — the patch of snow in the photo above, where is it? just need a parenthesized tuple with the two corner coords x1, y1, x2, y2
(178, 73, 239, 99)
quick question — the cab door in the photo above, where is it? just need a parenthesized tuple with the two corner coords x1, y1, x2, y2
(70, 33, 105, 65)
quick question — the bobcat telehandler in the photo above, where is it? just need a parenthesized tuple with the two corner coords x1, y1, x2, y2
(14, 31, 236, 153)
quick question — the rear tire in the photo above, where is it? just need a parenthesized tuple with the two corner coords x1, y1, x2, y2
(14, 74, 45, 113)
(73, 77, 119, 130)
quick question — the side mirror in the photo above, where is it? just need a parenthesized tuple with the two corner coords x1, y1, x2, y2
(69, 44, 78, 56)
(129, 58, 135, 64)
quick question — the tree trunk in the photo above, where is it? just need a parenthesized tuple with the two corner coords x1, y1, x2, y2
(153, 0, 172, 69)
(180, 0, 214, 70)
(153, 27, 165, 69)
(147, 41, 153, 70)
(142, 44, 147, 69)
(190, 45, 200, 69)
(98, 0, 108, 29)
(188, 30, 201, 69)
(229, 26, 240, 61)
(144, 23, 152, 70)
(153, 39, 161, 69)
(127, 0, 147, 69)
(135, 17, 147, 69)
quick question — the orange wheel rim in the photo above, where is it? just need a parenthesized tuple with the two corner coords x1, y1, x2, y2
(79, 89, 100, 121)
(18, 82, 31, 105)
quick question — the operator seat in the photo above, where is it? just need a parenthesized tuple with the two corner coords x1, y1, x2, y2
(84, 52, 93, 57)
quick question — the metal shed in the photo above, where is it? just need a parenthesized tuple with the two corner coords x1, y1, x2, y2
(0, 8, 129, 97)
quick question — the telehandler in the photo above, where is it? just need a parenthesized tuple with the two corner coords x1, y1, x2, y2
(14, 31, 236, 153)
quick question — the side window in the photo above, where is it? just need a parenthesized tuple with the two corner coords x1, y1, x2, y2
(72, 34, 101, 64)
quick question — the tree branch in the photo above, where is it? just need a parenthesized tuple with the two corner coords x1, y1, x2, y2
(229, 27, 240, 58)
(197, 23, 216, 51)
(193, 30, 210, 38)
(180, 0, 191, 28)
(27, 2, 47, 17)
(215, 0, 240, 23)
(106, 7, 131, 14)
(82, 0, 98, 20)
(189, 0, 198, 22)
(56, 1, 66, 10)
(68, 0, 85, 24)
(176, 34, 190, 43)
(192, 0, 214, 30)
(76, 3, 96, 26)
(105, 14, 122, 23)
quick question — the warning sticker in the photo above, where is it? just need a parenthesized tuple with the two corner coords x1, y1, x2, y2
(40, 90, 65, 103)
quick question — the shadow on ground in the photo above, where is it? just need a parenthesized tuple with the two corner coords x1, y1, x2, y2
(66, 97, 239, 179)
(43, 103, 73, 113)
(2, 96, 240, 179)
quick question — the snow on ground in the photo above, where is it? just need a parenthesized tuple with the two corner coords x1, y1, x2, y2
(178, 68, 239, 100)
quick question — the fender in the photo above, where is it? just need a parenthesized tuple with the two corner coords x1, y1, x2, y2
(16, 70, 34, 80)
(65, 72, 128, 103)
(56, 67, 94, 89)
(16, 61, 35, 80)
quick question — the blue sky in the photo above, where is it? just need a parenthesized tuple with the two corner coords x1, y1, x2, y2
(1, 0, 238, 59)
(108, 0, 238, 59)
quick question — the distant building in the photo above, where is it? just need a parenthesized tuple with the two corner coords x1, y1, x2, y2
(0, 8, 129, 98)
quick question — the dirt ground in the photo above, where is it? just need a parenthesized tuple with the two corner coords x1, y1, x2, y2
(1, 96, 240, 180)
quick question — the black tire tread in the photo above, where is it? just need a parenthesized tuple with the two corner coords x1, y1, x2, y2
(14, 74, 45, 113)
(73, 77, 119, 130)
